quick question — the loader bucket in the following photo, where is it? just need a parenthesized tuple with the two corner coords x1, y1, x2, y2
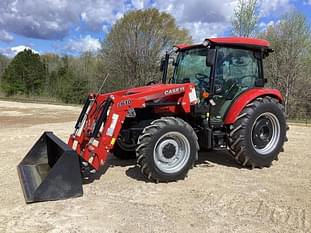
(17, 132, 83, 203)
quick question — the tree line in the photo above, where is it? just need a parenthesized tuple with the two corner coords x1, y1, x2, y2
(0, 9, 190, 104)
(0, 6, 310, 120)
(233, 0, 311, 120)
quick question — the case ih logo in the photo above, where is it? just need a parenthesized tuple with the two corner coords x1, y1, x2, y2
(164, 87, 185, 95)
(118, 99, 132, 107)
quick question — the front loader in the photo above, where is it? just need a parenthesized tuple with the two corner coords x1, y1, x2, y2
(18, 37, 288, 203)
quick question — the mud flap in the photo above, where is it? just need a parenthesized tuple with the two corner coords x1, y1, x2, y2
(17, 132, 83, 203)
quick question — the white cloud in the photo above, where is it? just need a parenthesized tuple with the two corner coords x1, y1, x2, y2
(152, 0, 295, 42)
(80, 0, 124, 31)
(152, 0, 237, 42)
(259, 20, 281, 31)
(0, 0, 124, 39)
(132, 0, 145, 10)
(0, 0, 297, 53)
(182, 22, 228, 43)
(65, 35, 101, 53)
(258, 0, 293, 17)
(0, 45, 39, 57)
(0, 0, 80, 39)
(0, 30, 13, 42)
(102, 24, 110, 34)
(153, 0, 236, 23)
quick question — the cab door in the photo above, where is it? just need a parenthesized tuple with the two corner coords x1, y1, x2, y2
(210, 47, 262, 124)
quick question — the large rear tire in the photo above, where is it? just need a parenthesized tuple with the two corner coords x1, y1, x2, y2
(228, 96, 288, 168)
(136, 117, 199, 182)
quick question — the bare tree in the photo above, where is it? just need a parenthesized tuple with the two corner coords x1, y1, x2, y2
(232, 0, 258, 37)
(261, 11, 311, 116)
(101, 8, 191, 90)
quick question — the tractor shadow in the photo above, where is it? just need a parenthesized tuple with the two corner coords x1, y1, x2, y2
(196, 150, 243, 169)
(84, 150, 243, 184)
(125, 150, 244, 183)
(83, 154, 140, 184)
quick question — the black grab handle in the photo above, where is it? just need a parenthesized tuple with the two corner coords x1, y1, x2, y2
(91, 98, 112, 138)
(74, 97, 91, 129)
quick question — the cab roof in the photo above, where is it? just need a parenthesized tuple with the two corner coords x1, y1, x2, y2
(175, 37, 270, 51)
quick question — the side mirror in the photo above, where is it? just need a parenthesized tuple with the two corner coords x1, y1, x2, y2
(206, 49, 216, 66)
(160, 58, 165, 72)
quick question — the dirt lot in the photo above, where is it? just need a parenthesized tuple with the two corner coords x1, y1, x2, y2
(0, 100, 310, 233)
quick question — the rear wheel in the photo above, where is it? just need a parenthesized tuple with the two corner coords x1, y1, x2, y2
(136, 117, 199, 182)
(228, 96, 288, 168)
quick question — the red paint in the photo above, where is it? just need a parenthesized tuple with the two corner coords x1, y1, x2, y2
(209, 37, 270, 47)
(224, 88, 283, 125)
(175, 37, 270, 51)
(175, 43, 191, 49)
(154, 105, 179, 114)
(68, 83, 196, 170)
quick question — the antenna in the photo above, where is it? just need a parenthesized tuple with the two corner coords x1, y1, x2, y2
(97, 73, 109, 94)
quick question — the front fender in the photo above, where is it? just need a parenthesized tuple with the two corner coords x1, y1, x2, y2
(224, 88, 283, 125)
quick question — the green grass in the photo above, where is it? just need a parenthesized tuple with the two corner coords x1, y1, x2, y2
(0, 92, 81, 107)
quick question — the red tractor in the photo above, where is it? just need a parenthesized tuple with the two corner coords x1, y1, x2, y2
(18, 37, 288, 203)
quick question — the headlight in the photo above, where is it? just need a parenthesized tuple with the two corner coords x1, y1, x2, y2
(172, 46, 179, 52)
(202, 39, 209, 47)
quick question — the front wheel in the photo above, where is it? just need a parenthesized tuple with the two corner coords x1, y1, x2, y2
(228, 96, 288, 168)
(136, 117, 199, 182)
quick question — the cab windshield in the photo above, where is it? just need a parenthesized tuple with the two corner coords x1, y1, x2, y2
(173, 48, 211, 88)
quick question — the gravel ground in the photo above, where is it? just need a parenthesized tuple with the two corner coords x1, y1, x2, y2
(0, 100, 310, 233)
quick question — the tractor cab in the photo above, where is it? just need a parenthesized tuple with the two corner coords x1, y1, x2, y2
(165, 38, 272, 124)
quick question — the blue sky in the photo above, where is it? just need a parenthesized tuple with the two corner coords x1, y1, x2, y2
(0, 0, 310, 57)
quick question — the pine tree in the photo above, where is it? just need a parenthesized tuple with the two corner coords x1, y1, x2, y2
(1, 49, 46, 96)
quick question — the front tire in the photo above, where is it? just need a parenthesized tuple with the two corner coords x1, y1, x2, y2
(136, 117, 199, 182)
(228, 96, 288, 168)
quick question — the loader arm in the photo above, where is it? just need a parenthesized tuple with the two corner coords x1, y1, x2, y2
(68, 83, 197, 171)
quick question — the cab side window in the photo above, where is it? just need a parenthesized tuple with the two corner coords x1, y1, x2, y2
(215, 47, 259, 99)
(210, 47, 260, 123)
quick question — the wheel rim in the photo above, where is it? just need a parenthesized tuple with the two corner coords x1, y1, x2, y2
(153, 131, 190, 174)
(251, 112, 280, 155)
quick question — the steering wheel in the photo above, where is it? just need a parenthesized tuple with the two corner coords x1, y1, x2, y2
(146, 80, 157, 85)
(195, 73, 210, 90)
(195, 73, 209, 80)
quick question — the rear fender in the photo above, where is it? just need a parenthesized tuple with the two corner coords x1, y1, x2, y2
(224, 88, 283, 125)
